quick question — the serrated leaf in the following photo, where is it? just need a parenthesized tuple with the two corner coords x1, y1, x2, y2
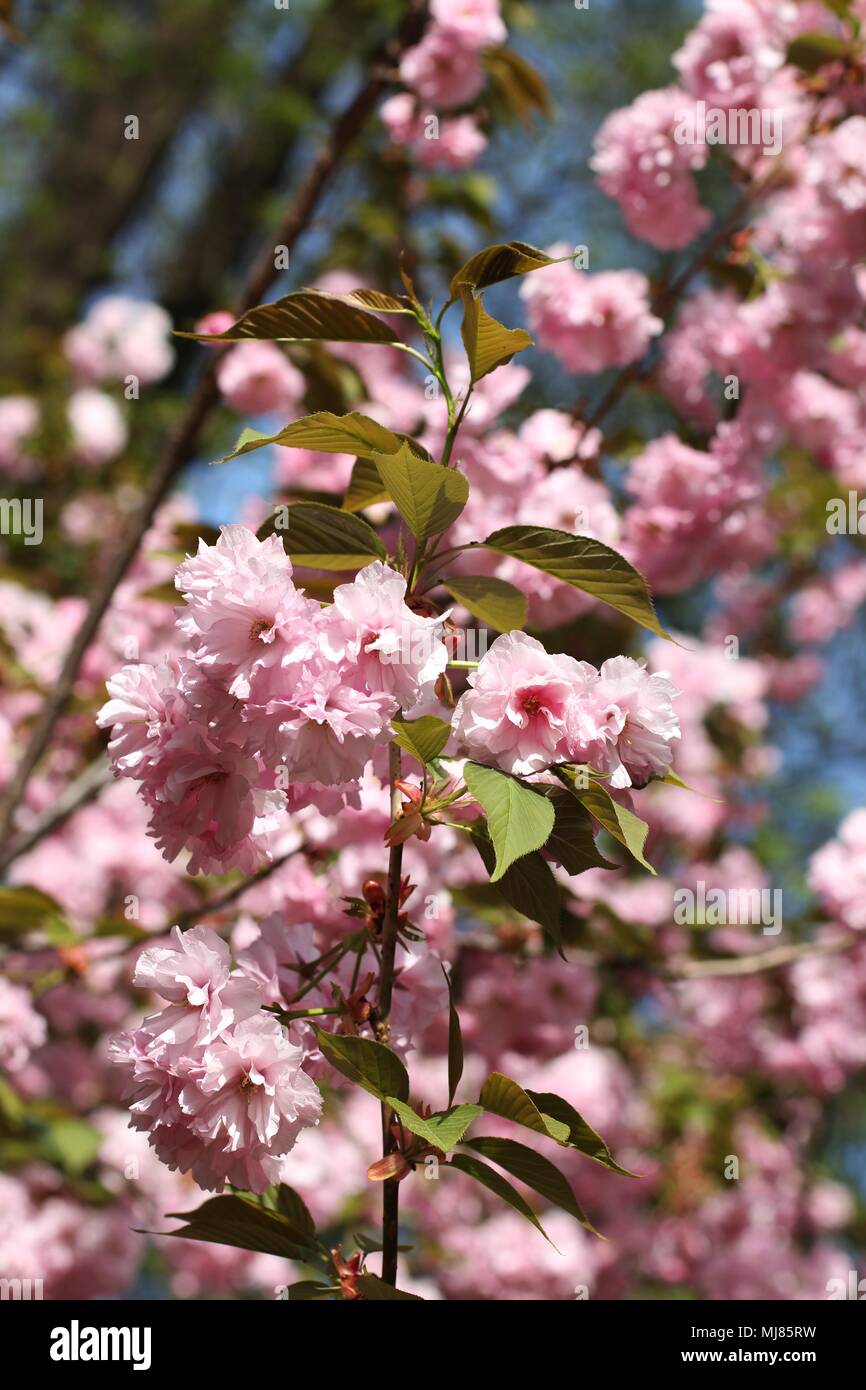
(388, 1098, 483, 1153)
(179, 290, 401, 344)
(524, 1090, 638, 1177)
(161, 1194, 318, 1260)
(273, 501, 385, 570)
(478, 1071, 570, 1143)
(449, 240, 556, 298)
(460, 289, 532, 382)
(465, 1136, 599, 1235)
(447, 1152, 553, 1244)
(560, 769, 655, 874)
(543, 786, 617, 875)
(391, 714, 451, 765)
(463, 762, 554, 881)
(344, 456, 391, 512)
(355, 1273, 425, 1300)
(478, 526, 669, 638)
(214, 411, 404, 466)
(314, 1027, 409, 1103)
(443, 965, 463, 1109)
(373, 442, 469, 540)
(472, 835, 563, 947)
(442, 575, 527, 632)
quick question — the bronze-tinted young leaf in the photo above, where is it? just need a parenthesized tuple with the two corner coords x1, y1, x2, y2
(391, 714, 451, 765)
(478, 1071, 569, 1143)
(559, 768, 655, 874)
(442, 575, 527, 632)
(463, 762, 554, 881)
(447, 1152, 553, 1244)
(387, 1098, 483, 1153)
(483, 46, 553, 125)
(344, 455, 391, 513)
(214, 411, 404, 466)
(325, 288, 417, 315)
(276, 501, 385, 570)
(524, 1090, 639, 1177)
(161, 1194, 317, 1260)
(465, 1136, 599, 1235)
(373, 443, 469, 540)
(460, 288, 532, 382)
(472, 834, 563, 948)
(313, 1026, 410, 1103)
(179, 290, 401, 344)
(449, 240, 556, 297)
(543, 786, 617, 875)
(478, 525, 669, 639)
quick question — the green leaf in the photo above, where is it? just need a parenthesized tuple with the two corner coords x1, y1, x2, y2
(162, 1194, 318, 1260)
(44, 1118, 102, 1176)
(373, 442, 469, 540)
(442, 575, 527, 632)
(355, 1274, 425, 1300)
(785, 31, 855, 71)
(313, 1027, 410, 1103)
(465, 1136, 599, 1235)
(215, 411, 404, 466)
(275, 1184, 317, 1239)
(524, 1091, 638, 1178)
(0, 885, 77, 945)
(459, 289, 532, 382)
(344, 455, 391, 513)
(443, 965, 463, 1108)
(463, 762, 554, 882)
(478, 526, 668, 639)
(543, 786, 617, 875)
(478, 1071, 570, 1143)
(272, 501, 385, 570)
(472, 835, 563, 947)
(447, 1152, 553, 1243)
(449, 240, 556, 298)
(559, 769, 655, 874)
(391, 714, 451, 765)
(287, 1281, 336, 1300)
(388, 1098, 483, 1153)
(179, 290, 401, 344)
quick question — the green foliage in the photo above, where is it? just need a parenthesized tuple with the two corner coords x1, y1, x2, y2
(215, 410, 409, 465)
(464, 1136, 598, 1234)
(391, 714, 451, 765)
(463, 761, 555, 881)
(161, 1193, 321, 1261)
(262, 500, 385, 569)
(542, 786, 618, 874)
(0, 885, 77, 945)
(447, 1152, 553, 1243)
(372, 442, 469, 539)
(180, 289, 403, 343)
(459, 288, 533, 382)
(313, 1027, 410, 1103)
(559, 768, 655, 873)
(442, 574, 527, 631)
(477, 526, 669, 638)
(449, 239, 557, 297)
(387, 1098, 483, 1153)
(472, 834, 563, 947)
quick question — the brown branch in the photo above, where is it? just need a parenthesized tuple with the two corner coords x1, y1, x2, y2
(667, 932, 861, 980)
(0, 756, 111, 874)
(377, 739, 405, 1287)
(0, 0, 430, 849)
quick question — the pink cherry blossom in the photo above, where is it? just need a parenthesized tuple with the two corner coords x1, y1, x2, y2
(520, 249, 662, 374)
(215, 340, 304, 415)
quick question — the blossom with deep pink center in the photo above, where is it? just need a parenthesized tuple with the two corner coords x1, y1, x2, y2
(451, 631, 596, 775)
(176, 525, 320, 697)
(565, 656, 680, 789)
(134, 926, 262, 1045)
(321, 560, 450, 709)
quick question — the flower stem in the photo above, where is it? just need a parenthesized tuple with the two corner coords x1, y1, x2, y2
(377, 738, 405, 1285)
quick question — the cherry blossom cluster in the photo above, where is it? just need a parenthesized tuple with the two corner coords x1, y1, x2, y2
(98, 526, 449, 873)
(452, 631, 680, 788)
(110, 925, 322, 1193)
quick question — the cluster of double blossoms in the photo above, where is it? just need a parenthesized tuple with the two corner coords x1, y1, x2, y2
(100, 525, 679, 1189)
